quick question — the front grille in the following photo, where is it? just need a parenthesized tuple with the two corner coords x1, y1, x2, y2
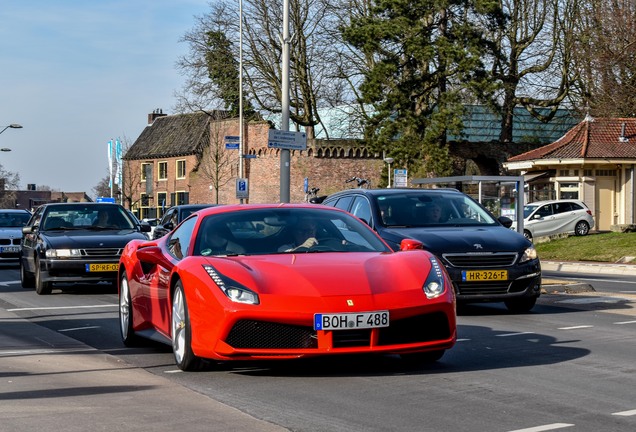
(378, 313, 451, 345)
(455, 281, 511, 296)
(82, 248, 122, 258)
(443, 252, 517, 267)
(226, 320, 317, 349)
(0, 239, 20, 246)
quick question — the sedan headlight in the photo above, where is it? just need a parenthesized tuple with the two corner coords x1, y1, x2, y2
(203, 264, 259, 305)
(519, 246, 538, 263)
(423, 256, 446, 299)
(45, 249, 82, 258)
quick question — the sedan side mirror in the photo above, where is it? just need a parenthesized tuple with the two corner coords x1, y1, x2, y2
(22, 226, 35, 234)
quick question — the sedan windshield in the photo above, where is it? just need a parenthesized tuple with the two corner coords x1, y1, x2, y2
(375, 191, 497, 227)
(42, 205, 136, 230)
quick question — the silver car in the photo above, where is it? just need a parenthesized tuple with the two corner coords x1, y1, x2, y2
(0, 209, 31, 261)
(512, 199, 595, 241)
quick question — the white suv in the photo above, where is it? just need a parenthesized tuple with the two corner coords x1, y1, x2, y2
(512, 199, 595, 241)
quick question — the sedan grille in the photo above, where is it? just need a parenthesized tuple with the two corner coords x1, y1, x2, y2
(442, 252, 518, 267)
(0, 238, 20, 246)
(82, 248, 123, 258)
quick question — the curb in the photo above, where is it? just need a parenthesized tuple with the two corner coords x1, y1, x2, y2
(541, 260, 636, 276)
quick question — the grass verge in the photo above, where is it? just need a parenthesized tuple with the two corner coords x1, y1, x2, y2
(534, 231, 636, 263)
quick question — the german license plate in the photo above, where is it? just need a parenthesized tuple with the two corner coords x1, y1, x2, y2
(462, 270, 508, 281)
(314, 311, 389, 331)
(86, 263, 119, 272)
(0, 246, 20, 253)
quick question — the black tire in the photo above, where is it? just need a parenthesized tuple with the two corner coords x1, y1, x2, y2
(171, 281, 205, 371)
(575, 221, 590, 236)
(401, 350, 445, 365)
(523, 230, 533, 241)
(119, 272, 142, 347)
(20, 259, 35, 289)
(504, 296, 537, 313)
(35, 258, 52, 295)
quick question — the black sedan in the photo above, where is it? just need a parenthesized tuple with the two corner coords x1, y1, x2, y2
(322, 188, 542, 313)
(20, 202, 150, 294)
(152, 204, 217, 239)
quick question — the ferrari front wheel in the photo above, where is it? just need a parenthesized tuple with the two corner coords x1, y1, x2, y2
(172, 281, 205, 371)
(119, 272, 141, 347)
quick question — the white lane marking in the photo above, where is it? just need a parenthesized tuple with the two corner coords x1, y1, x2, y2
(558, 325, 594, 330)
(507, 423, 574, 432)
(496, 332, 534, 337)
(612, 409, 636, 416)
(556, 297, 628, 304)
(7, 304, 117, 312)
(0, 347, 96, 356)
(164, 369, 183, 374)
(0, 280, 21, 286)
(614, 320, 636, 325)
(456, 338, 470, 342)
(59, 326, 101, 332)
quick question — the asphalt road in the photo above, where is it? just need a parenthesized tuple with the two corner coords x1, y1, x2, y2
(2, 261, 636, 432)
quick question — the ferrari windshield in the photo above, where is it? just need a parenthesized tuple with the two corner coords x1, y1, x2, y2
(193, 207, 392, 256)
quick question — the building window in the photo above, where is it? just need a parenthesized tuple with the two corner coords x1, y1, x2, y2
(141, 163, 152, 181)
(158, 161, 168, 180)
(176, 160, 186, 179)
(157, 192, 167, 218)
(171, 192, 190, 205)
(584, 169, 593, 177)
(559, 169, 569, 176)
(595, 169, 616, 177)
(559, 182, 579, 200)
(140, 193, 150, 219)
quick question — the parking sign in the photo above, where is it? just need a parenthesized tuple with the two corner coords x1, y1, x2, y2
(236, 178, 249, 199)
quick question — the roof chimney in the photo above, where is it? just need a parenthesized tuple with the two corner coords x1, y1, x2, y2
(148, 108, 167, 125)
(619, 122, 629, 143)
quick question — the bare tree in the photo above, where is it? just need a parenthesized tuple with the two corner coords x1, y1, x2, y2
(0, 163, 20, 208)
(483, 0, 576, 143)
(193, 115, 237, 204)
(569, 0, 636, 117)
(175, 0, 343, 138)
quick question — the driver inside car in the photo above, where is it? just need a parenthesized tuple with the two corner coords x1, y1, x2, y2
(278, 220, 318, 252)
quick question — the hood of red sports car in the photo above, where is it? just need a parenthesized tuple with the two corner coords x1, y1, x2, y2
(204, 251, 432, 299)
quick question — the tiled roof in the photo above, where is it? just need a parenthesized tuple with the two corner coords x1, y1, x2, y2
(124, 112, 212, 160)
(268, 105, 579, 143)
(508, 116, 636, 161)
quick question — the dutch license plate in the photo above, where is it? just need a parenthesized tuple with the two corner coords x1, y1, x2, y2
(0, 246, 20, 253)
(86, 263, 119, 272)
(314, 311, 389, 331)
(462, 270, 508, 281)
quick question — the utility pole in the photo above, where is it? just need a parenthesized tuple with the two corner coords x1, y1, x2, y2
(280, 0, 291, 203)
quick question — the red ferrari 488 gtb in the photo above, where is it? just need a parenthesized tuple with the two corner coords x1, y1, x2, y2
(118, 204, 456, 371)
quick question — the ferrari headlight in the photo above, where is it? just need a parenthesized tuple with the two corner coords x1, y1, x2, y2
(203, 264, 259, 305)
(519, 246, 538, 263)
(45, 249, 82, 258)
(423, 256, 446, 299)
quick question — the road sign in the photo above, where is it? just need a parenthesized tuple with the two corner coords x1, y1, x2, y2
(236, 178, 249, 199)
(394, 169, 408, 187)
(96, 197, 116, 203)
(267, 130, 307, 150)
(225, 135, 240, 150)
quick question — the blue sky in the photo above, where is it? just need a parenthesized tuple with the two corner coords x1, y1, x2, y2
(0, 0, 210, 197)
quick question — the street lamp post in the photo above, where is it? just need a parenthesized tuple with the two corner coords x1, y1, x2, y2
(384, 157, 394, 188)
(0, 123, 22, 135)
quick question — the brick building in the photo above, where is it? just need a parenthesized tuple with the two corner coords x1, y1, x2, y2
(123, 111, 384, 219)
